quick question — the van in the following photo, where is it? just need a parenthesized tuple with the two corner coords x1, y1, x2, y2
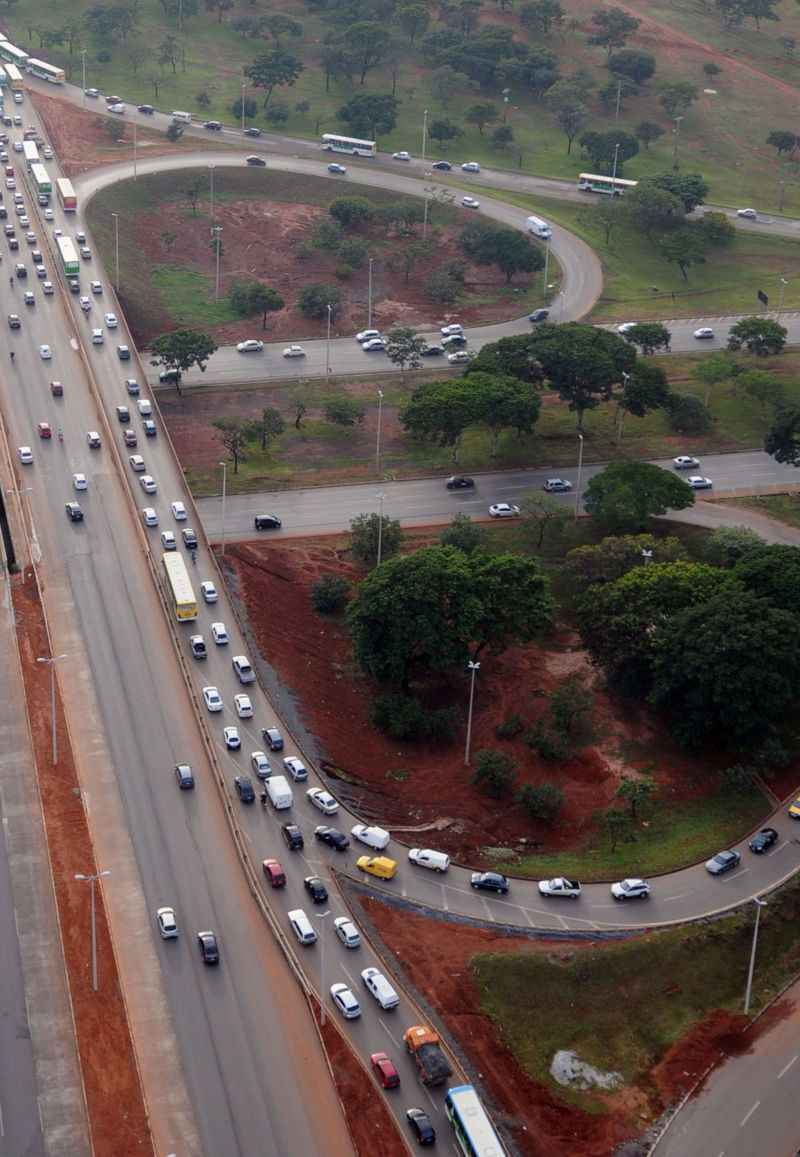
(356, 855, 397, 880)
(171, 110, 192, 124)
(351, 823, 390, 851)
(287, 909, 317, 945)
(266, 775, 292, 810)
(408, 848, 450, 873)
(526, 215, 552, 240)
(361, 966, 399, 1010)
(137, 399, 152, 417)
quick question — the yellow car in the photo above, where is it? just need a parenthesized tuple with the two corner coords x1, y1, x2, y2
(788, 797, 800, 819)
(356, 855, 397, 880)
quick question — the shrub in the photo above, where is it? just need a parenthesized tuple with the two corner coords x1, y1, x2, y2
(424, 268, 462, 304)
(495, 713, 524, 740)
(350, 511, 403, 565)
(472, 749, 517, 798)
(666, 393, 713, 434)
(525, 722, 571, 761)
(516, 782, 564, 824)
(371, 694, 456, 742)
(96, 49, 112, 63)
(325, 396, 366, 426)
(338, 238, 368, 269)
(311, 574, 350, 614)
(721, 763, 756, 792)
(294, 241, 313, 261)
(703, 526, 763, 568)
(266, 101, 289, 125)
(297, 284, 340, 320)
(335, 263, 354, 280)
(439, 513, 485, 555)
(312, 219, 343, 251)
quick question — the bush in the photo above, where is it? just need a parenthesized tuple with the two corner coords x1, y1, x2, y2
(371, 694, 456, 742)
(495, 713, 525, 740)
(297, 284, 340, 320)
(472, 749, 517, 798)
(312, 219, 343, 251)
(350, 511, 403, 565)
(703, 526, 764, 568)
(525, 722, 571, 761)
(311, 574, 350, 614)
(424, 268, 462, 304)
(753, 734, 791, 769)
(335, 263, 354, 280)
(338, 237, 368, 269)
(325, 396, 366, 426)
(266, 101, 289, 125)
(526, 677, 594, 759)
(439, 513, 485, 555)
(196, 90, 211, 107)
(516, 782, 564, 824)
(721, 763, 756, 792)
(666, 393, 713, 434)
(96, 49, 112, 63)
(294, 241, 313, 261)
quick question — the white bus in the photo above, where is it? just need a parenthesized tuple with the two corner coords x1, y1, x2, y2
(4, 62, 23, 91)
(0, 43, 28, 69)
(56, 176, 77, 212)
(31, 163, 52, 196)
(22, 139, 39, 169)
(444, 1085, 506, 1157)
(577, 172, 638, 196)
(321, 133, 375, 157)
(162, 553, 198, 622)
(26, 59, 65, 85)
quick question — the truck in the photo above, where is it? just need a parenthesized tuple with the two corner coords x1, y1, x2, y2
(403, 1025, 453, 1087)
(265, 775, 292, 810)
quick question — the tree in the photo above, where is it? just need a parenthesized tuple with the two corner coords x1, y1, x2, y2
(311, 574, 350, 614)
(460, 222, 545, 283)
(624, 183, 684, 241)
(703, 526, 763, 568)
(690, 351, 739, 406)
(246, 49, 303, 106)
(491, 124, 514, 149)
(431, 65, 461, 106)
(579, 129, 639, 174)
(739, 370, 784, 419)
(527, 322, 636, 429)
(107, 119, 125, 144)
(249, 284, 284, 330)
(697, 211, 735, 247)
(651, 172, 709, 212)
(519, 491, 571, 549)
(766, 130, 797, 156)
(402, 379, 479, 462)
(545, 80, 588, 153)
(329, 197, 374, 231)
(350, 512, 403, 567)
(615, 362, 671, 443)
(565, 533, 686, 592)
(149, 329, 218, 396)
(231, 96, 257, 121)
(295, 99, 311, 117)
(727, 317, 787, 357)
(338, 92, 398, 138)
(608, 48, 656, 85)
(348, 21, 392, 84)
(666, 393, 713, 435)
(616, 775, 655, 818)
(588, 6, 641, 54)
(440, 514, 485, 554)
(320, 42, 358, 91)
(517, 783, 563, 824)
(622, 323, 672, 356)
(428, 117, 463, 150)
(702, 61, 722, 79)
(584, 462, 694, 532)
(467, 334, 544, 384)
(253, 406, 284, 451)
(733, 545, 800, 616)
(465, 372, 542, 454)
(635, 120, 665, 150)
(157, 32, 180, 72)
(213, 417, 249, 474)
(520, 0, 564, 35)
(658, 226, 707, 281)
(765, 407, 800, 467)
(397, 2, 430, 42)
(385, 328, 427, 378)
(266, 101, 289, 126)
(588, 197, 623, 246)
(325, 396, 367, 426)
(472, 750, 517, 799)
(659, 81, 698, 119)
(605, 809, 633, 852)
(465, 102, 499, 135)
(297, 284, 340, 320)
(262, 12, 303, 44)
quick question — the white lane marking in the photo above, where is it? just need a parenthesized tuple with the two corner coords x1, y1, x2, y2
(340, 964, 357, 988)
(379, 1018, 403, 1049)
(441, 883, 449, 913)
(522, 907, 537, 927)
(718, 867, 750, 883)
(662, 893, 690, 902)
(740, 1100, 760, 1128)
(778, 1055, 798, 1079)
(480, 897, 495, 923)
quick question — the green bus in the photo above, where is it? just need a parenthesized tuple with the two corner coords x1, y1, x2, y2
(56, 235, 79, 276)
(30, 163, 51, 196)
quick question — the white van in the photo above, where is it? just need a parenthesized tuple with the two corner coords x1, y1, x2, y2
(526, 215, 552, 240)
(171, 110, 192, 123)
(288, 909, 317, 945)
(408, 848, 450, 873)
(361, 966, 399, 1010)
(266, 775, 292, 810)
(351, 823, 390, 851)
(137, 399, 153, 417)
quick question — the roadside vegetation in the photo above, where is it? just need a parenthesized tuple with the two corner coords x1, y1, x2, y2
(723, 493, 800, 529)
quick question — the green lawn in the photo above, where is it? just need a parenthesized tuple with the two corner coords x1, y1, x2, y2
(721, 493, 800, 529)
(472, 871, 800, 1105)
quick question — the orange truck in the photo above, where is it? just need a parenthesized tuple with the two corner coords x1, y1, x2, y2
(403, 1024, 453, 1086)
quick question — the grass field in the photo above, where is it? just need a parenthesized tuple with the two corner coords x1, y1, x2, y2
(722, 493, 800, 528)
(472, 871, 800, 1101)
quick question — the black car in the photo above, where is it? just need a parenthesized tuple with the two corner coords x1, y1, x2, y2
(0, 206, 7, 219)
(749, 827, 778, 854)
(175, 763, 195, 789)
(281, 823, 304, 851)
(235, 775, 256, 804)
(420, 344, 444, 356)
(197, 931, 219, 965)
(446, 475, 475, 490)
(243, 126, 262, 137)
(116, 406, 130, 423)
(529, 308, 550, 323)
(137, 104, 155, 115)
(315, 826, 350, 851)
(261, 726, 284, 752)
(204, 120, 223, 131)
(68, 278, 80, 293)
(470, 871, 510, 894)
(245, 155, 266, 166)
(304, 875, 329, 903)
(406, 1107, 436, 1147)
(15, 264, 26, 279)
(31, 250, 43, 265)
(182, 528, 198, 549)
(431, 160, 451, 171)
(254, 513, 282, 530)
(117, 345, 131, 360)
(65, 502, 84, 522)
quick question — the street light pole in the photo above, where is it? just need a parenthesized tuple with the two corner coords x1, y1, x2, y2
(542, 237, 550, 304)
(672, 116, 684, 171)
(367, 257, 374, 329)
(610, 142, 620, 193)
(209, 164, 215, 235)
(219, 460, 228, 556)
(421, 107, 428, 165)
(81, 51, 87, 104)
(376, 492, 385, 565)
(778, 275, 789, 316)
(74, 870, 111, 992)
(376, 389, 384, 476)
(326, 303, 332, 376)
(241, 80, 246, 133)
(574, 432, 585, 519)
(614, 79, 622, 122)
(315, 909, 330, 1026)
(213, 225, 222, 301)
(464, 660, 481, 767)
(133, 119, 138, 181)
(744, 897, 767, 1014)
(37, 653, 67, 766)
(111, 213, 119, 292)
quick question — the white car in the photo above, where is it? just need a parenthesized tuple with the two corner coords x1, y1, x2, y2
(440, 323, 463, 337)
(351, 823, 390, 850)
(91, 280, 102, 294)
(307, 787, 338, 815)
(237, 339, 263, 353)
(139, 475, 156, 494)
(538, 877, 582, 899)
(610, 878, 651, 900)
(211, 622, 229, 645)
(461, 196, 480, 209)
(43, 281, 54, 295)
(356, 329, 381, 343)
(171, 500, 187, 521)
(91, 329, 103, 345)
(223, 726, 241, 750)
(736, 207, 757, 219)
(693, 327, 715, 340)
(330, 982, 360, 1019)
(687, 475, 713, 489)
(141, 507, 158, 527)
(361, 338, 386, 352)
(250, 751, 271, 778)
(392, 150, 411, 161)
(104, 312, 118, 328)
(488, 502, 520, 518)
(128, 455, 146, 472)
(156, 906, 178, 939)
(334, 917, 361, 948)
(39, 344, 52, 359)
(361, 966, 399, 1009)
(616, 322, 637, 335)
(283, 756, 308, 781)
(673, 455, 699, 469)
(461, 161, 480, 172)
(5, 178, 15, 190)
(17, 446, 32, 464)
(543, 478, 572, 492)
(282, 344, 305, 358)
(234, 693, 253, 718)
(72, 473, 88, 491)
(79, 295, 91, 312)
(160, 530, 177, 550)
(200, 580, 218, 603)
(447, 350, 472, 364)
(44, 208, 54, 221)
(202, 685, 223, 712)
(87, 431, 101, 448)
(43, 147, 54, 161)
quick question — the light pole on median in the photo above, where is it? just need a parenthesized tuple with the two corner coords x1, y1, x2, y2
(219, 460, 228, 557)
(213, 225, 222, 301)
(241, 81, 247, 133)
(133, 118, 138, 181)
(376, 388, 384, 476)
(209, 164, 215, 235)
(376, 492, 385, 566)
(744, 897, 767, 1015)
(315, 909, 330, 1026)
(610, 141, 621, 193)
(421, 107, 428, 166)
(74, 870, 111, 992)
(542, 237, 551, 304)
(574, 432, 585, 520)
(778, 275, 789, 316)
(81, 50, 87, 104)
(367, 257, 374, 330)
(111, 212, 120, 292)
(37, 653, 66, 766)
(464, 660, 481, 767)
(326, 303, 332, 376)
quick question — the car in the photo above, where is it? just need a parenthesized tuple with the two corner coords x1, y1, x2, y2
(610, 878, 651, 900)
(307, 787, 338, 815)
(673, 455, 700, 469)
(203, 120, 223, 131)
(31, 250, 43, 265)
(108, 105, 125, 116)
(85, 88, 100, 98)
(125, 379, 140, 396)
(441, 323, 464, 337)
(230, 655, 254, 685)
(156, 907, 178, 939)
(315, 826, 350, 851)
(4, 178, 14, 190)
(79, 295, 91, 312)
(749, 827, 779, 854)
(211, 622, 229, 645)
(461, 196, 480, 209)
(7, 238, 18, 251)
(35, 265, 46, 280)
(446, 475, 475, 490)
(43, 281, 54, 295)
(694, 327, 715, 339)
(128, 454, 146, 472)
(245, 155, 266, 166)
(137, 104, 155, 115)
(87, 431, 101, 448)
(23, 290, 34, 306)
(327, 163, 346, 174)
(224, 725, 241, 751)
(43, 146, 53, 160)
(237, 339, 264, 353)
(281, 823, 304, 851)
(142, 506, 158, 528)
(442, 334, 468, 350)
(470, 871, 510, 894)
(91, 329, 103, 345)
(189, 635, 207, 660)
(200, 581, 218, 603)
(142, 419, 157, 437)
(538, 877, 582, 899)
(117, 405, 130, 423)
(529, 308, 550, 323)
(65, 502, 83, 522)
(7, 313, 20, 329)
(461, 161, 481, 172)
(72, 473, 88, 491)
(17, 446, 32, 464)
(171, 500, 187, 520)
(488, 502, 520, 518)
(282, 344, 306, 358)
(371, 1052, 400, 1089)
(67, 278, 79, 294)
(181, 528, 197, 549)
(356, 329, 382, 343)
(80, 247, 92, 260)
(77, 231, 86, 243)
(202, 686, 223, 712)
(362, 338, 386, 352)
(117, 345, 131, 360)
(139, 475, 156, 494)
(50, 381, 64, 398)
(174, 763, 194, 789)
(91, 281, 102, 294)
(334, 916, 361, 948)
(420, 344, 444, 356)
(262, 858, 286, 887)
(234, 775, 255, 804)
(283, 756, 308, 781)
(736, 207, 757, 219)
(356, 854, 397, 879)
(38, 422, 52, 439)
(250, 750, 271, 778)
(330, 982, 360, 1019)
(543, 478, 572, 492)
(687, 475, 713, 489)
(447, 351, 472, 364)
(304, 876, 329, 903)
(789, 796, 800, 819)
(254, 514, 282, 530)
(160, 531, 177, 551)
(406, 1107, 436, 1146)
(44, 209, 53, 221)
(197, 931, 219, 965)
(361, 965, 399, 1007)
(39, 344, 51, 360)
(234, 693, 253, 718)
(106, 95, 123, 106)
(104, 312, 118, 328)
(705, 849, 742, 875)
(351, 824, 391, 850)
(392, 150, 411, 161)
(261, 726, 284, 751)
(431, 160, 452, 171)
(617, 322, 638, 334)
(243, 126, 262, 137)
(159, 368, 180, 384)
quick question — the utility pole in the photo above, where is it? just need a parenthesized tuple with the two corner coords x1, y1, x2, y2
(376, 389, 384, 476)
(37, 654, 66, 765)
(672, 116, 684, 171)
(464, 660, 481, 766)
(610, 142, 621, 193)
(376, 492, 385, 565)
(744, 898, 767, 1014)
(219, 460, 228, 556)
(133, 119, 138, 180)
(74, 870, 111, 992)
(421, 107, 428, 165)
(81, 50, 87, 104)
(367, 257, 374, 329)
(325, 303, 332, 376)
(241, 80, 246, 133)
(574, 432, 584, 519)
(209, 164, 215, 235)
(213, 225, 222, 300)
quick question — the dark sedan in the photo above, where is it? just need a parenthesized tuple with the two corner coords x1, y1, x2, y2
(315, 826, 350, 851)
(197, 930, 219, 965)
(281, 823, 304, 851)
(749, 827, 778, 854)
(470, 871, 509, 894)
(304, 875, 329, 903)
(446, 475, 475, 490)
(234, 776, 255, 804)
(406, 1107, 436, 1146)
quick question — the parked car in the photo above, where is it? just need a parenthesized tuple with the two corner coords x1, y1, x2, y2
(749, 827, 778, 854)
(705, 849, 742, 875)
(610, 878, 650, 900)
(538, 877, 581, 899)
(470, 872, 509, 894)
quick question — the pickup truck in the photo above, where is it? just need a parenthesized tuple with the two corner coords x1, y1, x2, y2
(537, 877, 582, 899)
(403, 1025, 453, 1086)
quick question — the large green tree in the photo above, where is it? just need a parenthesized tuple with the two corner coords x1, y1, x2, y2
(565, 533, 686, 593)
(765, 407, 800, 466)
(621, 323, 673, 356)
(651, 172, 709, 212)
(614, 362, 671, 443)
(733, 545, 800, 615)
(401, 379, 479, 462)
(583, 461, 694, 532)
(657, 226, 707, 281)
(588, 6, 640, 54)
(246, 49, 303, 106)
(337, 92, 398, 138)
(624, 184, 684, 241)
(466, 372, 542, 454)
(149, 329, 218, 396)
(460, 222, 545, 283)
(348, 21, 392, 84)
(466, 334, 544, 384)
(527, 323, 636, 429)
(727, 317, 788, 357)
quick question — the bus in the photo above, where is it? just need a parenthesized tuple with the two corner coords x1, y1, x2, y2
(321, 133, 375, 157)
(444, 1085, 506, 1157)
(577, 172, 638, 196)
(56, 176, 77, 212)
(4, 62, 23, 91)
(26, 58, 65, 85)
(162, 553, 198, 622)
(0, 65, 7, 89)
(22, 139, 39, 169)
(31, 163, 51, 197)
(0, 43, 28, 69)
(55, 235, 79, 276)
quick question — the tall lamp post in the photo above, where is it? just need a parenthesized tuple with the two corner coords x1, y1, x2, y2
(37, 653, 66, 766)
(610, 142, 621, 193)
(209, 164, 216, 234)
(672, 116, 684, 171)
(315, 909, 330, 1025)
(81, 50, 87, 104)
(74, 869, 111, 992)
(132, 119, 138, 181)
(241, 80, 247, 133)
(574, 432, 585, 519)
(325, 303, 332, 377)
(778, 275, 789, 316)
(542, 237, 551, 304)
(744, 897, 767, 1015)
(213, 225, 223, 301)
(376, 492, 385, 565)
(367, 257, 374, 330)
(111, 212, 120, 292)
(464, 660, 481, 767)
(421, 107, 428, 166)
(219, 460, 228, 557)
(376, 388, 384, 476)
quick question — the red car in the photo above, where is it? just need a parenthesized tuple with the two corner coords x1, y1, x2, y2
(37, 421, 51, 439)
(262, 858, 286, 888)
(370, 1052, 400, 1089)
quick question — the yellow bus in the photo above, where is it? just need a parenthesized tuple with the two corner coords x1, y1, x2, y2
(162, 553, 198, 621)
(4, 62, 24, 91)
